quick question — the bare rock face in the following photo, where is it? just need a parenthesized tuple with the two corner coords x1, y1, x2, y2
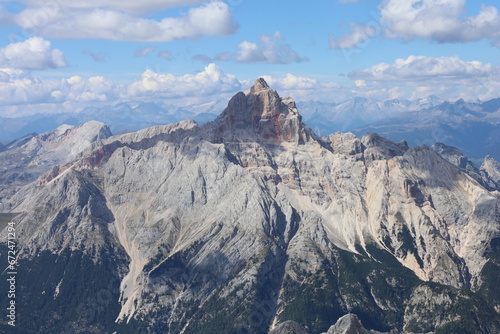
(1, 79, 500, 334)
(324, 132, 364, 157)
(431, 142, 471, 169)
(270, 320, 309, 334)
(481, 155, 500, 184)
(322, 314, 375, 334)
(212, 78, 313, 144)
(431, 142, 499, 193)
(361, 132, 408, 163)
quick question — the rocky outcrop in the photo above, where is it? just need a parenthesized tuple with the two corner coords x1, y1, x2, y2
(361, 132, 408, 163)
(431, 142, 471, 170)
(481, 155, 500, 186)
(1, 79, 500, 333)
(271, 320, 309, 334)
(432, 142, 500, 192)
(321, 314, 392, 334)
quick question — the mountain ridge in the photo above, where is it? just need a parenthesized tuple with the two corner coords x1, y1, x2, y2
(1, 78, 500, 333)
(2, 90, 499, 161)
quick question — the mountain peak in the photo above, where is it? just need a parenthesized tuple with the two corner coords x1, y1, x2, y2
(212, 78, 312, 143)
(249, 77, 271, 93)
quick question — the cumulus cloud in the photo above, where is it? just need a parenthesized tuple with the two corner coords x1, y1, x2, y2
(0, 37, 66, 70)
(348, 55, 493, 82)
(236, 41, 267, 63)
(236, 32, 308, 64)
(0, 69, 118, 107)
(127, 63, 241, 99)
(0, 63, 243, 110)
(346, 55, 500, 101)
(0, 69, 55, 105)
(0, 65, 116, 107)
(331, 0, 500, 48)
(55, 75, 117, 103)
(14, 1, 238, 42)
(380, 0, 500, 44)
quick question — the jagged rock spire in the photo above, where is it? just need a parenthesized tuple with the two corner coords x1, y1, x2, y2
(213, 77, 310, 143)
(249, 77, 270, 93)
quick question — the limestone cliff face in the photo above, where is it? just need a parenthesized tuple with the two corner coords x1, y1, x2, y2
(212, 78, 313, 144)
(2, 79, 500, 333)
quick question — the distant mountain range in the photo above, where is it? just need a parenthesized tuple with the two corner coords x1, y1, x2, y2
(296, 95, 444, 134)
(352, 98, 500, 162)
(0, 99, 228, 142)
(2, 95, 500, 162)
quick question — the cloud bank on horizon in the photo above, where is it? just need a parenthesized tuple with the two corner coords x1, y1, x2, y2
(0, 0, 499, 117)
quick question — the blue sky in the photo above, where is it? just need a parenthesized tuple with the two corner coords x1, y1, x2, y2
(0, 0, 499, 117)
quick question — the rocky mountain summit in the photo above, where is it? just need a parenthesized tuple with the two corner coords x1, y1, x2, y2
(0, 121, 111, 211)
(1, 79, 500, 333)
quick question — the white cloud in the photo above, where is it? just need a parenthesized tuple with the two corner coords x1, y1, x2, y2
(0, 69, 117, 108)
(0, 64, 242, 110)
(260, 74, 319, 90)
(0, 37, 66, 70)
(127, 63, 241, 99)
(380, 0, 500, 44)
(22, 0, 207, 14)
(0, 69, 56, 105)
(331, 0, 500, 48)
(236, 32, 308, 64)
(58, 75, 117, 103)
(189, 32, 308, 64)
(355, 80, 366, 87)
(348, 55, 493, 82)
(236, 41, 267, 63)
(381, 0, 463, 41)
(329, 24, 378, 49)
(254, 73, 346, 102)
(346, 55, 500, 101)
(14, 1, 238, 42)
